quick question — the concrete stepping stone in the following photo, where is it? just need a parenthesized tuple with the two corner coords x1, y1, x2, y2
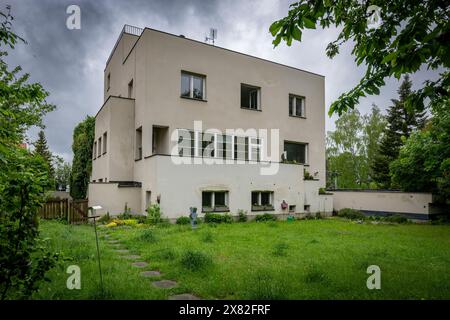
(132, 261, 148, 268)
(123, 255, 141, 260)
(152, 280, 178, 289)
(169, 293, 201, 300)
(140, 271, 161, 277)
(114, 249, 129, 254)
(108, 240, 120, 244)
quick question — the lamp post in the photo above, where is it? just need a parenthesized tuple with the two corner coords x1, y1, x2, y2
(88, 205, 104, 295)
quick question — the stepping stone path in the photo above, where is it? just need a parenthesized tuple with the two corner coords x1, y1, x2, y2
(114, 249, 130, 254)
(168, 294, 201, 300)
(132, 261, 149, 268)
(140, 271, 161, 277)
(123, 255, 141, 260)
(152, 280, 178, 289)
(108, 240, 120, 244)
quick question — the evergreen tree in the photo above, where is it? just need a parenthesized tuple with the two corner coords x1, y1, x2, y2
(371, 75, 426, 188)
(33, 130, 55, 188)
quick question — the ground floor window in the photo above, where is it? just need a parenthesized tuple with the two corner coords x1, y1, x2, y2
(202, 191, 229, 212)
(251, 191, 274, 211)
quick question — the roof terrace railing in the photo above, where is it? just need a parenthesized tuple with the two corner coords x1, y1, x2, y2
(106, 24, 143, 66)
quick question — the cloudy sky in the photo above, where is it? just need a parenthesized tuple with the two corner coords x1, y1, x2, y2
(3, 0, 440, 162)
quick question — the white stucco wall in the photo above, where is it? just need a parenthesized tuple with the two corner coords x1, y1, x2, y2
(332, 190, 433, 215)
(88, 183, 141, 216)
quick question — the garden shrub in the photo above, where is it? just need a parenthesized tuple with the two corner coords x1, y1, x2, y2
(137, 229, 158, 243)
(255, 213, 277, 222)
(180, 250, 212, 271)
(237, 210, 248, 222)
(385, 214, 409, 224)
(155, 247, 177, 260)
(97, 212, 111, 224)
(337, 208, 365, 220)
(146, 204, 162, 224)
(176, 216, 191, 225)
(204, 212, 233, 224)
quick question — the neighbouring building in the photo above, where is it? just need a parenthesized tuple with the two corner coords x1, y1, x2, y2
(88, 25, 332, 219)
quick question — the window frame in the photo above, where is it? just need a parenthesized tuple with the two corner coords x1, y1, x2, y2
(283, 141, 308, 164)
(180, 71, 207, 101)
(289, 94, 306, 118)
(102, 132, 107, 155)
(202, 191, 229, 213)
(240, 83, 261, 111)
(251, 191, 274, 211)
(97, 137, 102, 157)
(135, 126, 143, 161)
(106, 73, 111, 91)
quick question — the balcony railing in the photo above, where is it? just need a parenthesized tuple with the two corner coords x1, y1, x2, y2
(106, 24, 143, 66)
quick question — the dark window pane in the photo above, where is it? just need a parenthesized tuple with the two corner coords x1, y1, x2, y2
(289, 95, 294, 115)
(261, 192, 271, 205)
(296, 97, 303, 116)
(251, 192, 259, 205)
(181, 73, 190, 97)
(202, 192, 212, 207)
(215, 192, 226, 206)
(241, 84, 259, 109)
(202, 133, 215, 158)
(193, 76, 203, 99)
(250, 90, 258, 109)
(284, 142, 306, 163)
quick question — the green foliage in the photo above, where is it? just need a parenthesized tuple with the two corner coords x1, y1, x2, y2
(180, 250, 212, 271)
(146, 204, 162, 224)
(385, 214, 409, 224)
(97, 212, 111, 224)
(245, 272, 288, 299)
(255, 213, 277, 222)
(201, 231, 214, 243)
(54, 159, 71, 191)
(271, 1, 449, 116)
(337, 208, 366, 220)
(327, 106, 386, 189)
(0, 9, 58, 299)
(33, 130, 55, 188)
(204, 212, 233, 224)
(237, 209, 248, 222)
(176, 216, 190, 225)
(70, 116, 94, 199)
(303, 169, 314, 180)
(137, 229, 158, 243)
(390, 97, 450, 204)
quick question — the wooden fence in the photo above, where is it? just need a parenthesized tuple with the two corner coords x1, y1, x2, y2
(39, 199, 89, 224)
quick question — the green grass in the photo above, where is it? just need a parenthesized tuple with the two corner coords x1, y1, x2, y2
(34, 218, 450, 299)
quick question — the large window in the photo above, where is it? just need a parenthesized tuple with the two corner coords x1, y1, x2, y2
(202, 191, 229, 212)
(177, 129, 262, 161)
(241, 84, 260, 110)
(251, 191, 274, 211)
(181, 72, 206, 100)
(284, 141, 308, 164)
(289, 94, 305, 117)
(102, 132, 107, 154)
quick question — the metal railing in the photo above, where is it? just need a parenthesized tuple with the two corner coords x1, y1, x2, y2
(106, 25, 143, 66)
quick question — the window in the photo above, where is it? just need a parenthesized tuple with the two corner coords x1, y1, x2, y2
(177, 129, 263, 161)
(106, 73, 111, 91)
(135, 127, 142, 160)
(202, 191, 229, 212)
(251, 191, 274, 211)
(102, 132, 107, 154)
(98, 137, 102, 157)
(128, 79, 133, 98)
(241, 84, 260, 110)
(289, 94, 305, 117)
(181, 72, 206, 100)
(98, 178, 103, 183)
(284, 141, 308, 164)
(93, 141, 97, 159)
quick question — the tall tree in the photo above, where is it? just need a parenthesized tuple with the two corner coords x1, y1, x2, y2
(70, 116, 94, 199)
(33, 130, 54, 187)
(0, 7, 58, 299)
(371, 76, 425, 188)
(54, 158, 71, 191)
(270, 1, 449, 116)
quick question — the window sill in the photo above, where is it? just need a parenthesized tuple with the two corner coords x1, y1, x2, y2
(180, 96, 207, 102)
(241, 106, 262, 112)
(289, 115, 306, 119)
(202, 207, 230, 213)
(135, 157, 142, 162)
(251, 206, 275, 212)
(102, 152, 107, 155)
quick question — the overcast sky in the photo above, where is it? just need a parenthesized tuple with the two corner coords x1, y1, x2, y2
(3, 0, 441, 163)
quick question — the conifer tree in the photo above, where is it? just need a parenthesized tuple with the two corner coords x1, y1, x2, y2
(34, 130, 55, 188)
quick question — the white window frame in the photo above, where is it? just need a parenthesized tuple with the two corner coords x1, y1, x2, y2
(289, 94, 306, 117)
(181, 72, 206, 100)
(202, 191, 229, 212)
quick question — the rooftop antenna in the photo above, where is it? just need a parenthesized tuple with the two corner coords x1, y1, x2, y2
(205, 28, 217, 45)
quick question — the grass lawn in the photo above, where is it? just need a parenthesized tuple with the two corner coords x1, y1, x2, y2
(34, 218, 450, 299)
